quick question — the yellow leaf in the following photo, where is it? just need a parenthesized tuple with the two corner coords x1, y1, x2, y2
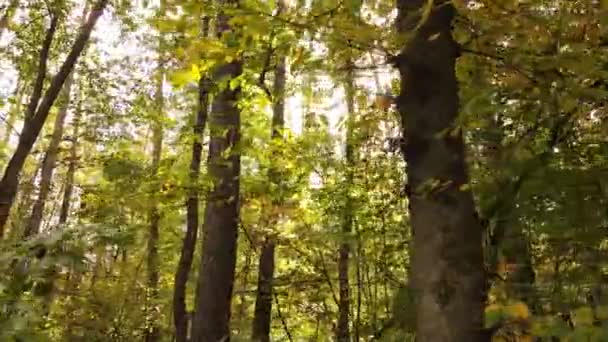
(506, 302, 530, 319)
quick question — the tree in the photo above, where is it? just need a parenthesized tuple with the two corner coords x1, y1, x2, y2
(144, 16, 165, 342)
(173, 16, 211, 342)
(25, 69, 75, 237)
(251, 53, 286, 342)
(336, 58, 355, 342)
(191, 1, 243, 340)
(394, 1, 486, 340)
(0, 0, 108, 237)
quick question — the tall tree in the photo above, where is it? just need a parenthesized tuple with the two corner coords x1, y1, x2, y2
(58, 96, 81, 224)
(0, 0, 108, 237)
(337, 58, 355, 342)
(191, 1, 243, 340)
(251, 54, 287, 342)
(144, 24, 165, 342)
(24, 70, 75, 237)
(173, 16, 211, 342)
(394, 1, 486, 340)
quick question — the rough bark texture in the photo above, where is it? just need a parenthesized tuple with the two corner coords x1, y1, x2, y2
(0, 0, 107, 237)
(395, 1, 486, 341)
(251, 55, 286, 342)
(25, 71, 75, 237)
(173, 17, 210, 342)
(337, 60, 355, 342)
(191, 2, 242, 340)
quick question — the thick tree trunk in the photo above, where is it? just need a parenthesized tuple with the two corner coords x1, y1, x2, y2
(191, 2, 242, 340)
(395, 1, 486, 341)
(173, 17, 210, 342)
(251, 55, 286, 342)
(25, 71, 75, 237)
(0, 0, 107, 237)
(337, 60, 355, 342)
(0, 0, 19, 40)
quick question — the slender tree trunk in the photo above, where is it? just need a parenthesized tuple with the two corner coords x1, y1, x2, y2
(191, 2, 242, 340)
(173, 17, 210, 342)
(58, 97, 81, 224)
(395, 1, 486, 341)
(0, 0, 19, 40)
(251, 54, 287, 342)
(25, 71, 75, 237)
(337, 59, 355, 342)
(0, 0, 107, 237)
(144, 32, 165, 342)
(252, 240, 276, 342)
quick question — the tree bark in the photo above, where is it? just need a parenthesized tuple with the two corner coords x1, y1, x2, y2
(395, 1, 486, 341)
(0, 0, 108, 237)
(24, 70, 75, 237)
(191, 2, 242, 340)
(173, 17, 210, 342)
(251, 55, 287, 342)
(337, 59, 355, 342)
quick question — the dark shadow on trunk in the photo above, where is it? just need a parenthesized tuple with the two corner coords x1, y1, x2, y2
(395, 1, 486, 340)
(191, 2, 242, 340)
(173, 17, 211, 342)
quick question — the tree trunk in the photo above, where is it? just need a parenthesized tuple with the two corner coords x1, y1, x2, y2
(145, 31, 165, 342)
(173, 17, 210, 342)
(252, 54, 287, 342)
(0, 0, 107, 237)
(0, 0, 19, 40)
(191, 2, 242, 340)
(395, 1, 486, 341)
(24, 71, 75, 237)
(337, 59, 355, 342)
(58, 98, 81, 224)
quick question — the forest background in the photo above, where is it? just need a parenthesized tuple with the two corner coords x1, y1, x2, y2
(0, 0, 607, 341)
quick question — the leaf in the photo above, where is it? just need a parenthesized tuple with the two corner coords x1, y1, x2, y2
(168, 64, 200, 88)
(505, 301, 530, 319)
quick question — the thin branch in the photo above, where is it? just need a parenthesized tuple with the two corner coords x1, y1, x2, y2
(0, 113, 20, 137)
(274, 292, 294, 342)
